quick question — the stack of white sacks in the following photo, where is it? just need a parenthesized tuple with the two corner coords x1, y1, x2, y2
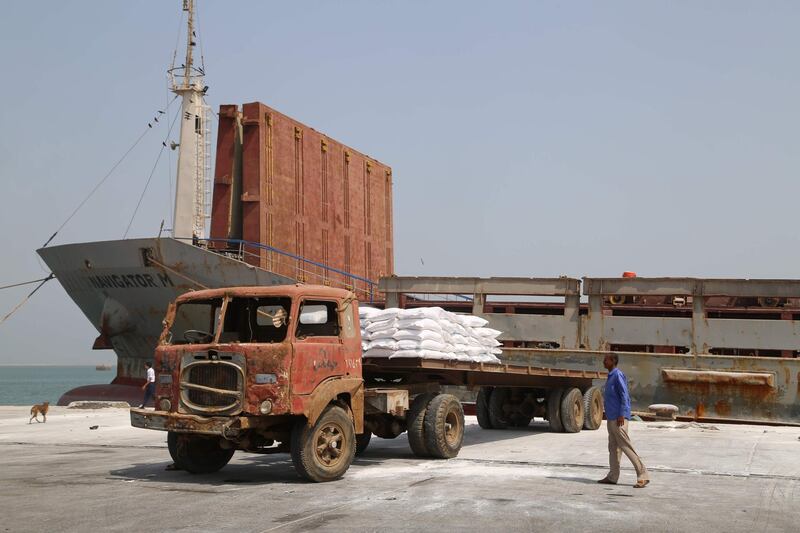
(359, 306, 503, 363)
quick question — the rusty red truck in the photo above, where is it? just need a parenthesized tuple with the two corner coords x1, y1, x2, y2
(130, 284, 604, 482)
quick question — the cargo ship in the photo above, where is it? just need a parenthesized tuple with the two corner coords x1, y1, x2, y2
(38, 1, 393, 406)
(39, 2, 799, 424)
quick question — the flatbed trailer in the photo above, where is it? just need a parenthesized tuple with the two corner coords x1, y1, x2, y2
(130, 285, 606, 482)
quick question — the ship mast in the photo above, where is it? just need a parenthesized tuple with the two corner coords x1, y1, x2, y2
(170, 0, 210, 241)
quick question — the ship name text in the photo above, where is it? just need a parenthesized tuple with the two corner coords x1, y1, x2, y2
(87, 273, 174, 290)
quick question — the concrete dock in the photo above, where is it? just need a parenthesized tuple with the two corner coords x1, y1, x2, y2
(1, 406, 798, 532)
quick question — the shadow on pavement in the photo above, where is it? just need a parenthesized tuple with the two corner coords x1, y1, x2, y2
(109, 454, 304, 486)
(545, 476, 605, 485)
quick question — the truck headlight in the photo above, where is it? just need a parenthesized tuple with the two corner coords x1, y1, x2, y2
(260, 400, 273, 414)
(158, 399, 172, 411)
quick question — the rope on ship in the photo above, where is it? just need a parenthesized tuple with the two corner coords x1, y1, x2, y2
(123, 107, 182, 238)
(43, 94, 180, 250)
(0, 274, 54, 326)
(0, 98, 181, 328)
(146, 256, 208, 290)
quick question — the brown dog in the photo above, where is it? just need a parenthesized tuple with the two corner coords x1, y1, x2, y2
(29, 401, 49, 424)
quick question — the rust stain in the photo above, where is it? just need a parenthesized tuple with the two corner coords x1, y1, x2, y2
(714, 399, 731, 417)
(695, 403, 706, 419)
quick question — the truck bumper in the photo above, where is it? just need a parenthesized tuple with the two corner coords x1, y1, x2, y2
(130, 408, 240, 436)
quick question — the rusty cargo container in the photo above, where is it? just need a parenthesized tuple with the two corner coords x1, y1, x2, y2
(210, 102, 394, 299)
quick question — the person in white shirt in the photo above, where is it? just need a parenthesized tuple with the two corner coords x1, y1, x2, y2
(139, 361, 156, 409)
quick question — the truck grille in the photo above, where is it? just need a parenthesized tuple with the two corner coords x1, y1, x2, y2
(180, 355, 245, 414)
(187, 365, 239, 406)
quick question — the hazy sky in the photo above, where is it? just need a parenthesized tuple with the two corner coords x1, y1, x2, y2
(0, 1, 798, 364)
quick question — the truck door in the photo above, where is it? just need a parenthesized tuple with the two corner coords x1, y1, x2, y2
(292, 299, 345, 395)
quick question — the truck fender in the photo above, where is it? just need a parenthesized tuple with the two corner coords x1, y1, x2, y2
(304, 377, 364, 434)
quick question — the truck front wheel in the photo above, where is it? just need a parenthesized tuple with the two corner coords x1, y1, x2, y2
(167, 431, 187, 470)
(172, 434, 234, 474)
(355, 431, 372, 456)
(291, 405, 356, 482)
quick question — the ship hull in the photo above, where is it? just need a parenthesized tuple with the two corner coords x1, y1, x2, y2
(38, 237, 294, 405)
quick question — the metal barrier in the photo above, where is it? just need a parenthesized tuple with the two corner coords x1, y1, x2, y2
(582, 277, 800, 355)
(379, 276, 800, 423)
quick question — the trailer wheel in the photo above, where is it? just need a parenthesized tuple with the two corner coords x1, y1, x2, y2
(167, 431, 187, 470)
(476, 387, 494, 429)
(488, 387, 510, 429)
(511, 414, 533, 427)
(582, 387, 604, 430)
(407, 392, 437, 458)
(291, 405, 356, 482)
(172, 434, 234, 474)
(560, 388, 585, 433)
(355, 431, 372, 456)
(423, 394, 465, 459)
(546, 388, 564, 432)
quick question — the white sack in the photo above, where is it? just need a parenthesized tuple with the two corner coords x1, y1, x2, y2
(473, 327, 502, 338)
(395, 318, 444, 332)
(366, 338, 399, 350)
(456, 314, 489, 328)
(394, 329, 445, 342)
(363, 347, 395, 358)
(396, 339, 448, 351)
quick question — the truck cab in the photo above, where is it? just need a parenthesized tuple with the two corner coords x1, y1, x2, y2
(131, 284, 366, 481)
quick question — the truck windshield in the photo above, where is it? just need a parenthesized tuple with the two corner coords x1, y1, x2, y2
(219, 297, 292, 343)
(169, 299, 223, 345)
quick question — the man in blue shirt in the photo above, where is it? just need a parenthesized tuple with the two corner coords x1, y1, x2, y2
(598, 354, 649, 488)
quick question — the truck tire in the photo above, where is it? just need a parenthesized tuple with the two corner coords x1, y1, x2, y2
(167, 431, 187, 470)
(407, 392, 437, 458)
(355, 431, 372, 456)
(476, 387, 494, 429)
(291, 405, 356, 482)
(582, 387, 604, 430)
(511, 414, 533, 427)
(560, 387, 585, 433)
(173, 434, 234, 474)
(488, 386, 510, 429)
(546, 388, 564, 433)
(423, 394, 465, 459)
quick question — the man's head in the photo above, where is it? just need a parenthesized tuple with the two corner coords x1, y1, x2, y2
(145, 361, 152, 369)
(603, 354, 618, 371)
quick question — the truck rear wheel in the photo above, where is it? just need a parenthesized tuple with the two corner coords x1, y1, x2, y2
(546, 388, 564, 432)
(582, 387, 604, 430)
(355, 431, 372, 456)
(172, 434, 234, 474)
(291, 405, 356, 482)
(488, 387, 510, 429)
(476, 387, 493, 429)
(560, 387, 585, 433)
(423, 394, 464, 459)
(407, 392, 437, 458)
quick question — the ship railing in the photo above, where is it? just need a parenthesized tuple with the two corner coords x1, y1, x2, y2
(380, 276, 800, 357)
(201, 238, 378, 303)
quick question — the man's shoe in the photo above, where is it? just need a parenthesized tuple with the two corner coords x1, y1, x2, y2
(634, 479, 650, 488)
(137, 404, 144, 409)
(597, 478, 617, 485)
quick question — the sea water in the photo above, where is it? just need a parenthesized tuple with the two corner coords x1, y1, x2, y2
(0, 366, 112, 406)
